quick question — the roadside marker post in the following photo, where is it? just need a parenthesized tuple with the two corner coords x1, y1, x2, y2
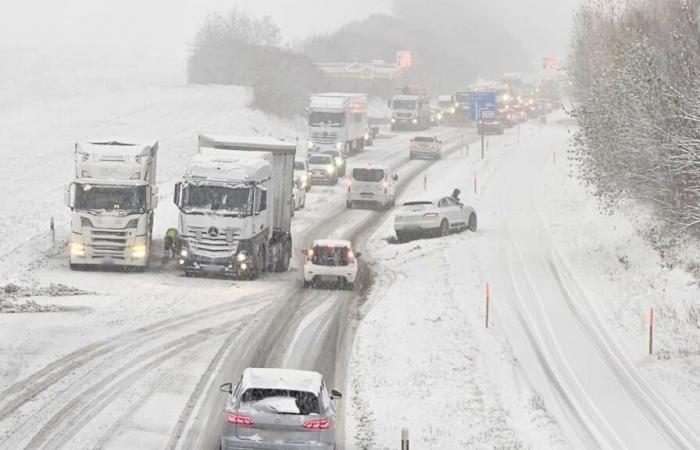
(485, 282, 491, 328)
(401, 428, 410, 450)
(423, 175, 427, 192)
(50, 216, 55, 243)
(517, 124, 521, 144)
(649, 307, 655, 355)
(474, 173, 478, 195)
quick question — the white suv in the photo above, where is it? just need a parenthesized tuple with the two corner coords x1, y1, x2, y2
(303, 240, 360, 290)
(346, 165, 398, 210)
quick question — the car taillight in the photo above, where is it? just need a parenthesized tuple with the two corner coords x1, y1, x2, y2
(227, 413, 254, 426)
(302, 419, 331, 430)
(431, 143, 436, 149)
(423, 213, 438, 218)
(410, 141, 416, 149)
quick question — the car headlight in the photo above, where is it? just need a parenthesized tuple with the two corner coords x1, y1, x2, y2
(131, 244, 147, 259)
(334, 157, 343, 166)
(236, 252, 247, 262)
(70, 241, 85, 257)
(326, 165, 335, 174)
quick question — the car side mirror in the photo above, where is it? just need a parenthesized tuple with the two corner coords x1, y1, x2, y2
(354, 252, 362, 258)
(392, 174, 399, 181)
(220, 383, 233, 394)
(331, 389, 343, 400)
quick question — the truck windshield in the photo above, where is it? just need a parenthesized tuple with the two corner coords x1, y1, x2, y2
(308, 111, 344, 127)
(352, 168, 384, 182)
(456, 93, 471, 104)
(309, 155, 332, 165)
(74, 184, 146, 212)
(392, 100, 416, 110)
(181, 185, 252, 216)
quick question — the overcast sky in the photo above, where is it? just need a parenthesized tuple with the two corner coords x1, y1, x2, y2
(0, 0, 576, 60)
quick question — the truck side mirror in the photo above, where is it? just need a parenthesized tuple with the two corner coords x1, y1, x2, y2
(392, 174, 399, 181)
(64, 183, 74, 208)
(173, 182, 181, 206)
(219, 383, 233, 394)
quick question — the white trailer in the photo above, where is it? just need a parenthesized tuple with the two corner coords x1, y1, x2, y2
(65, 140, 159, 270)
(173, 134, 296, 279)
(307, 93, 371, 156)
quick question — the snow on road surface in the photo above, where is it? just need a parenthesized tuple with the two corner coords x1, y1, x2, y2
(348, 113, 700, 449)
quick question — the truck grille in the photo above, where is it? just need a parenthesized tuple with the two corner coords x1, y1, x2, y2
(395, 112, 414, 119)
(89, 229, 128, 259)
(184, 227, 239, 256)
(311, 132, 339, 145)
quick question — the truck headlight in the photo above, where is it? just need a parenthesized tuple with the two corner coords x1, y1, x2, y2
(334, 157, 343, 166)
(70, 241, 85, 257)
(326, 165, 336, 174)
(335, 142, 343, 150)
(390, 118, 396, 123)
(180, 249, 188, 257)
(131, 244, 147, 259)
(236, 252, 247, 262)
(412, 119, 418, 124)
(307, 140, 314, 149)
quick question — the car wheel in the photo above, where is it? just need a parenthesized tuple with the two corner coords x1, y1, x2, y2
(468, 213, 478, 232)
(440, 219, 450, 237)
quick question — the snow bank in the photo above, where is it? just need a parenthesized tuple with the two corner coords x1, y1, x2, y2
(346, 129, 566, 449)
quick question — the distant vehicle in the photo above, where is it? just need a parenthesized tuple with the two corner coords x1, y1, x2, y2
(394, 197, 477, 242)
(390, 86, 432, 131)
(409, 136, 443, 159)
(497, 107, 516, 128)
(307, 93, 370, 156)
(65, 140, 159, 271)
(294, 159, 311, 192)
(318, 147, 347, 177)
(219, 368, 341, 450)
(292, 180, 306, 212)
(430, 107, 444, 125)
(477, 116, 505, 135)
(453, 91, 473, 125)
(173, 135, 295, 279)
(346, 164, 398, 210)
(303, 239, 360, 289)
(307, 153, 338, 185)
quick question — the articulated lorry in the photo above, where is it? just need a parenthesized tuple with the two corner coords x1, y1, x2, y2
(65, 140, 159, 270)
(173, 134, 296, 279)
(307, 93, 371, 156)
(389, 86, 432, 131)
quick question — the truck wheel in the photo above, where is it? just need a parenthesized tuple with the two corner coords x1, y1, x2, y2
(69, 263, 83, 271)
(303, 281, 311, 289)
(346, 201, 353, 209)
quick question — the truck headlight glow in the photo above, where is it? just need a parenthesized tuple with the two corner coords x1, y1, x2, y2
(307, 140, 314, 149)
(70, 241, 85, 257)
(326, 165, 335, 174)
(240, 263, 248, 271)
(180, 249, 188, 257)
(236, 252, 247, 262)
(334, 157, 343, 166)
(131, 244, 147, 259)
(412, 119, 418, 124)
(335, 142, 343, 150)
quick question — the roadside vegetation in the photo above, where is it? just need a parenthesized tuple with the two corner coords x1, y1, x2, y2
(569, 0, 700, 270)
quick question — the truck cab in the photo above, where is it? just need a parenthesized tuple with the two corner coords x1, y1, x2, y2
(389, 94, 432, 131)
(173, 135, 295, 279)
(65, 140, 158, 270)
(346, 164, 397, 210)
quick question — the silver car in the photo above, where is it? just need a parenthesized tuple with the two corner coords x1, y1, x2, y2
(220, 368, 341, 450)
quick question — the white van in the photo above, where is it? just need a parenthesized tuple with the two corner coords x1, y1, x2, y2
(346, 164, 398, 210)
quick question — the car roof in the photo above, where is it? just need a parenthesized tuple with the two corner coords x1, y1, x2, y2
(241, 368, 323, 393)
(312, 239, 352, 248)
(352, 164, 389, 171)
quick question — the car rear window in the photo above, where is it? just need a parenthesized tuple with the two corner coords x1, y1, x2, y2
(413, 137, 435, 143)
(309, 155, 331, 164)
(240, 388, 319, 415)
(312, 246, 351, 266)
(352, 168, 384, 182)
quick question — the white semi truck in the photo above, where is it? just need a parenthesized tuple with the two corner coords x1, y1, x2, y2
(65, 140, 159, 270)
(173, 134, 296, 279)
(307, 93, 371, 156)
(390, 86, 432, 131)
